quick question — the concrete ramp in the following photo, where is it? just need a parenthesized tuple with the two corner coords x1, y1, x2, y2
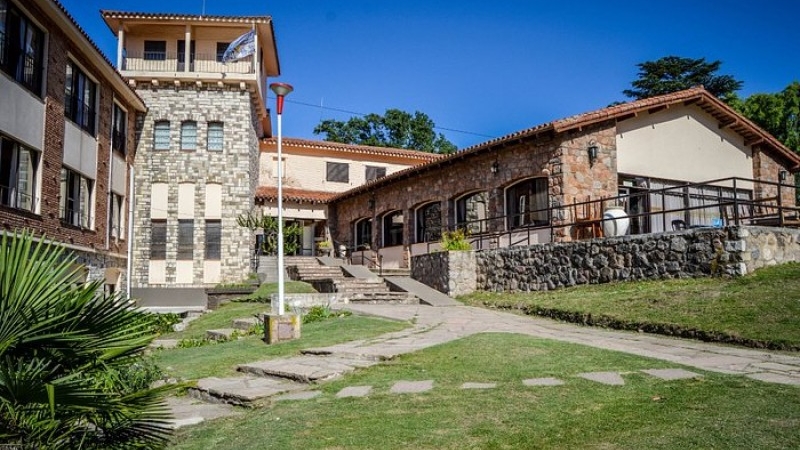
(341, 264, 379, 279)
(317, 256, 345, 267)
(383, 277, 462, 307)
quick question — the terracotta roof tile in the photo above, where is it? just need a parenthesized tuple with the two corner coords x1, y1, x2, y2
(261, 137, 443, 162)
(255, 186, 336, 204)
(100, 10, 272, 23)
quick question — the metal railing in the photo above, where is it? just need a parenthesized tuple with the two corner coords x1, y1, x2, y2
(407, 177, 799, 253)
(122, 52, 255, 74)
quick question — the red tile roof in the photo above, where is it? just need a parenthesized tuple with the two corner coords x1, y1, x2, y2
(261, 137, 443, 162)
(255, 186, 336, 204)
(329, 87, 800, 204)
(100, 10, 272, 24)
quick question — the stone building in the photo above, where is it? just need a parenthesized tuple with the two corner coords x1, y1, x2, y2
(0, 0, 146, 292)
(100, 10, 280, 290)
(327, 87, 800, 269)
(256, 137, 441, 255)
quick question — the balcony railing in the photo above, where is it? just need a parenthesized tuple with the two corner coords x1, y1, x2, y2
(121, 51, 255, 75)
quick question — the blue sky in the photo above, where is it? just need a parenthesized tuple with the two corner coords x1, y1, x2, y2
(60, 0, 800, 149)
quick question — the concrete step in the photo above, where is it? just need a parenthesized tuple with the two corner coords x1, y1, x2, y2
(237, 354, 379, 383)
(232, 317, 260, 331)
(188, 376, 307, 407)
(349, 293, 419, 305)
(206, 328, 237, 340)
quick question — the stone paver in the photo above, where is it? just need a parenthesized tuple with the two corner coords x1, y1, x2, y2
(642, 368, 702, 381)
(523, 377, 565, 387)
(238, 355, 378, 383)
(746, 372, 800, 386)
(577, 371, 626, 386)
(166, 396, 242, 429)
(274, 391, 322, 402)
(336, 385, 373, 398)
(390, 380, 434, 394)
(460, 382, 497, 389)
(192, 376, 306, 406)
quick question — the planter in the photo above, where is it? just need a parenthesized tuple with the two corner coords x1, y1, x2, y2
(602, 206, 630, 237)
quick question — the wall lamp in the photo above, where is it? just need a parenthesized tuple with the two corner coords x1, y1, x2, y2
(490, 161, 499, 174)
(779, 169, 788, 183)
(587, 141, 599, 166)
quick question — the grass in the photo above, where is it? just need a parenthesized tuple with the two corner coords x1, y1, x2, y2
(151, 302, 408, 380)
(169, 333, 800, 449)
(459, 262, 800, 349)
(236, 281, 318, 302)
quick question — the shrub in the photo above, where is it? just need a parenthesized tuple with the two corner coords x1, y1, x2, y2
(441, 229, 471, 251)
(302, 305, 352, 324)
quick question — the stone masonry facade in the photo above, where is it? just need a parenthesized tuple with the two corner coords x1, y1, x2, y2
(132, 84, 260, 287)
(412, 226, 800, 296)
(329, 122, 619, 261)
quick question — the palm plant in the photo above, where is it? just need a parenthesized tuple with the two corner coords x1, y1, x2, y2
(0, 231, 173, 449)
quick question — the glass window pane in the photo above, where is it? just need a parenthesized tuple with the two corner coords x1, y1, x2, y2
(181, 121, 197, 150)
(154, 121, 170, 150)
(207, 122, 223, 151)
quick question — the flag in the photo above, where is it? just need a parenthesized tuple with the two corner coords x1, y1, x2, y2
(222, 29, 256, 63)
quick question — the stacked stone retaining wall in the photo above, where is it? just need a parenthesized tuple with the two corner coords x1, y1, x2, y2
(411, 226, 800, 296)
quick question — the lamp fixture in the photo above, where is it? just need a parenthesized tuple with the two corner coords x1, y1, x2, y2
(779, 169, 788, 183)
(490, 161, 499, 174)
(587, 141, 599, 166)
(268, 82, 293, 317)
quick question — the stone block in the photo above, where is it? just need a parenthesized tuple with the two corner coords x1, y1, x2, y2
(265, 314, 301, 344)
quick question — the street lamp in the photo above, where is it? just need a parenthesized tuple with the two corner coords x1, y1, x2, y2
(269, 82, 293, 316)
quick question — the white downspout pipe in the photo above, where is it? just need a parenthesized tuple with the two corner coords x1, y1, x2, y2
(126, 165, 135, 300)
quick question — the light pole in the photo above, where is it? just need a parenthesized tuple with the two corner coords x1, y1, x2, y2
(269, 82, 293, 316)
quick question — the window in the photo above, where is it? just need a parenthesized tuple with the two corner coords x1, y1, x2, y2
(416, 202, 442, 243)
(205, 220, 221, 260)
(143, 40, 166, 61)
(326, 162, 349, 183)
(177, 40, 195, 71)
(0, 0, 44, 95)
(354, 218, 372, 249)
(382, 211, 404, 247)
(64, 61, 97, 135)
(150, 220, 167, 260)
(180, 121, 197, 151)
(207, 122, 224, 151)
(365, 166, 386, 182)
(0, 135, 39, 212)
(111, 103, 127, 155)
(177, 219, 193, 260)
(153, 121, 170, 150)
(506, 178, 549, 229)
(109, 193, 124, 241)
(216, 42, 230, 62)
(456, 191, 488, 235)
(60, 167, 93, 228)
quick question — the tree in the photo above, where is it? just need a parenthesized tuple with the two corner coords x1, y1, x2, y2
(0, 231, 173, 449)
(623, 56, 743, 102)
(313, 109, 457, 154)
(734, 82, 800, 153)
(237, 211, 302, 255)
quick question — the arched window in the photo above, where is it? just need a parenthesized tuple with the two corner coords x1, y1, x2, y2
(354, 218, 372, 249)
(455, 191, 488, 234)
(506, 178, 549, 229)
(382, 211, 404, 247)
(415, 202, 442, 243)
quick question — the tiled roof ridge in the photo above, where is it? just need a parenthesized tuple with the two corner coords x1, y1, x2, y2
(101, 10, 272, 22)
(262, 137, 443, 160)
(255, 186, 336, 203)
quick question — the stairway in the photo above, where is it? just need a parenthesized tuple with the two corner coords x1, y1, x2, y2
(284, 256, 418, 305)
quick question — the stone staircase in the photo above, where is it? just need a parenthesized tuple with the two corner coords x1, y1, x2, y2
(285, 256, 418, 305)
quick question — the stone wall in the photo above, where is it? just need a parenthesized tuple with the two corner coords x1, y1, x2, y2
(132, 85, 258, 287)
(411, 251, 476, 297)
(410, 226, 800, 295)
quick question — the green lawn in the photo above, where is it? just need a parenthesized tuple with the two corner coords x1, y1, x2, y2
(169, 333, 800, 449)
(152, 303, 408, 380)
(460, 263, 800, 349)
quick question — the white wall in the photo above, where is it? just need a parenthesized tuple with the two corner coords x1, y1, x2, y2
(616, 105, 753, 185)
(63, 121, 98, 178)
(0, 75, 44, 149)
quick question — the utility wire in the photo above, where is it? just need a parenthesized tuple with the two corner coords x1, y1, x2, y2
(270, 95, 497, 140)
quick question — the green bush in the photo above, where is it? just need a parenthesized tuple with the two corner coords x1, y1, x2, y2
(441, 229, 471, 251)
(302, 305, 352, 324)
(147, 312, 182, 335)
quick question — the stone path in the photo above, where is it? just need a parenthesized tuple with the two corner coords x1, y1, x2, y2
(168, 303, 800, 427)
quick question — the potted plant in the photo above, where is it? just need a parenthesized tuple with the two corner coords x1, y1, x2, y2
(317, 240, 333, 257)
